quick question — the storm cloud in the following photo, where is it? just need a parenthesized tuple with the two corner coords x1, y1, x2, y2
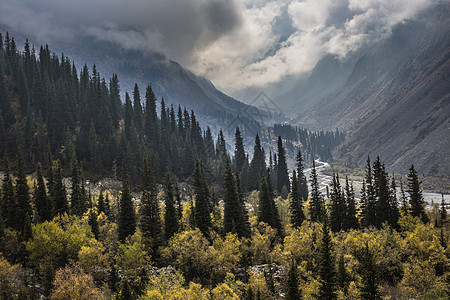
(0, 0, 440, 92)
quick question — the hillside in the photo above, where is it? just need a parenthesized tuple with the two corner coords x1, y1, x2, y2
(286, 4, 450, 175)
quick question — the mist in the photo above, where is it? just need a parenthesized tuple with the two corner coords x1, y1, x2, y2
(0, 0, 440, 92)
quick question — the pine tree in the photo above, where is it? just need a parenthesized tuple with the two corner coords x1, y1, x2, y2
(336, 252, 349, 294)
(258, 172, 282, 234)
(389, 175, 400, 228)
(344, 176, 359, 230)
(14, 148, 32, 236)
(234, 127, 246, 173)
(440, 193, 447, 226)
(276, 136, 290, 194)
(223, 159, 251, 238)
(70, 159, 85, 216)
(407, 165, 428, 223)
(286, 258, 302, 300)
(97, 191, 106, 216)
(289, 170, 305, 228)
(372, 157, 390, 227)
(192, 160, 211, 236)
(309, 161, 324, 223)
(358, 244, 381, 300)
(296, 151, 309, 202)
(118, 161, 136, 242)
(248, 134, 265, 191)
(363, 157, 376, 227)
(317, 222, 336, 300)
(52, 161, 68, 217)
(139, 157, 162, 252)
(88, 209, 99, 240)
(399, 180, 409, 216)
(133, 83, 143, 134)
(329, 174, 345, 232)
(164, 171, 178, 241)
(144, 84, 158, 146)
(1, 156, 16, 229)
(34, 163, 52, 222)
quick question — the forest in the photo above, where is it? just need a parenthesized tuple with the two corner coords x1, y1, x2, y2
(0, 33, 449, 299)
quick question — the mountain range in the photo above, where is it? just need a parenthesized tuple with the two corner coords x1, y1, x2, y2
(278, 3, 450, 176)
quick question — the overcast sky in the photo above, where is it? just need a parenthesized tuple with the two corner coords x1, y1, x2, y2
(0, 0, 439, 93)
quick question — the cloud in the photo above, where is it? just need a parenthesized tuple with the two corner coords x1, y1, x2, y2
(0, 0, 439, 92)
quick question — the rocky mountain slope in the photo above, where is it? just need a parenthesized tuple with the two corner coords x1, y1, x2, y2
(286, 4, 450, 175)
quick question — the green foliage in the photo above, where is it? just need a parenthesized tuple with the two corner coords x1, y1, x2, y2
(286, 258, 302, 300)
(118, 162, 136, 242)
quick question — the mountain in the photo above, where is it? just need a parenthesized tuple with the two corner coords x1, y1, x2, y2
(283, 3, 450, 176)
(0, 28, 261, 136)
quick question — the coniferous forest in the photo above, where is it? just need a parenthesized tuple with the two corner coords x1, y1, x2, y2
(0, 33, 449, 299)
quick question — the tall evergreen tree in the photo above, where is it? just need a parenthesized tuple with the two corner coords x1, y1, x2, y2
(399, 180, 409, 216)
(139, 157, 162, 253)
(133, 83, 144, 134)
(34, 163, 52, 222)
(358, 244, 381, 300)
(144, 84, 158, 145)
(289, 170, 305, 228)
(248, 134, 265, 191)
(52, 161, 68, 217)
(15, 148, 33, 236)
(286, 258, 302, 300)
(362, 157, 376, 227)
(296, 151, 308, 202)
(276, 136, 290, 194)
(70, 159, 85, 216)
(118, 161, 136, 242)
(317, 221, 336, 300)
(192, 160, 211, 236)
(344, 176, 359, 230)
(258, 172, 282, 234)
(407, 165, 428, 223)
(234, 127, 246, 173)
(309, 161, 324, 223)
(223, 159, 250, 238)
(329, 174, 345, 232)
(373, 157, 390, 227)
(389, 175, 400, 228)
(164, 171, 178, 241)
(1, 156, 16, 229)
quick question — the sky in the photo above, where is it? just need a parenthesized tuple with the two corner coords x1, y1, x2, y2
(0, 0, 439, 93)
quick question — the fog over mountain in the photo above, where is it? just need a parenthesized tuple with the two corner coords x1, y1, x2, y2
(0, 0, 440, 94)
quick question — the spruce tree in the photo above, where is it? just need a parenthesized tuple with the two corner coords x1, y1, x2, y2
(389, 175, 400, 229)
(329, 174, 345, 232)
(358, 244, 381, 300)
(34, 163, 52, 222)
(258, 172, 282, 234)
(344, 176, 359, 230)
(286, 258, 302, 300)
(399, 180, 409, 216)
(52, 161, 68, 217)
(296, 151, 309, 202)
(223, 159, 250, 238)
(407, 165, 428, 223)
(88, 209, 99, 240)
(133, 83, 143, 134)
(144, 84, 158, 146)
(363, 157, 376, 227)
(276, 136, 290, 194)
(164, 171, 178, 241)
(139, 157, 162, 252)
(118, 161, 136, 242)
(234, 127, 246, 173)
(440, 193, 447, 226)
(70, 159, 85, 216)
(15, 148, 32, 236)
(1, 156, 16, 229)
(317, 222, 336, 300)
(97, 191, 106, 216)
(289, 170, 305, 228)
(248, 134, 265, 191)
(373, 157, 390, 227)
(192, 160, 211, 236)
(309, 161, 324, 223)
